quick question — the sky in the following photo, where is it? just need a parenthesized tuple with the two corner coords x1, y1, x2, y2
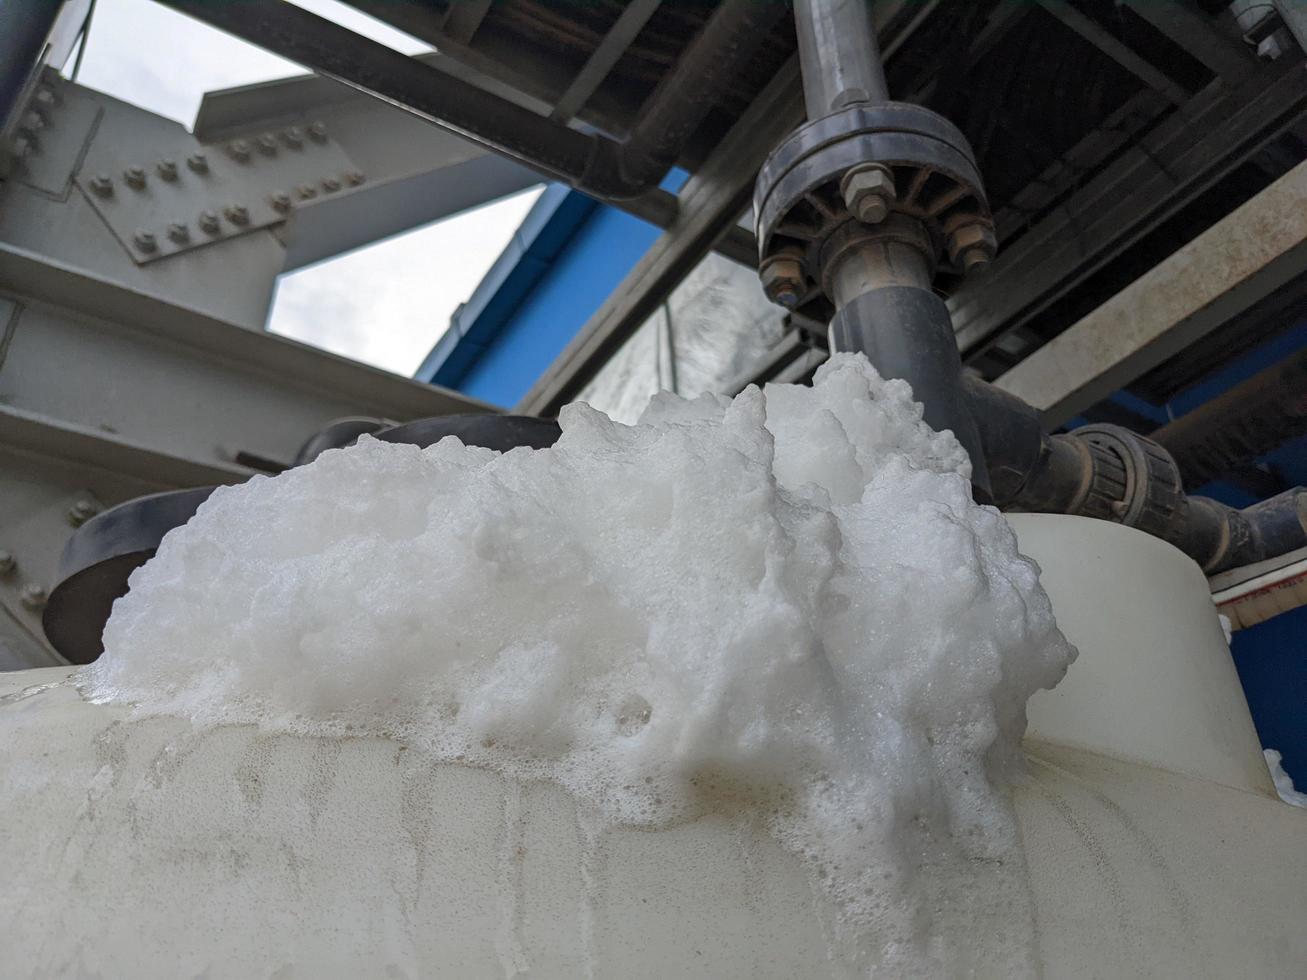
(74, 0, 544, 378)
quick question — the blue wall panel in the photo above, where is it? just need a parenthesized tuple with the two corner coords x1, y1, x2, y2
(457, 207, 661, 406)
(1232, 607, 1307, 786)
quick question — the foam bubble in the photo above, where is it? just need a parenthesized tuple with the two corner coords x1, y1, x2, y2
(81, 353, 1075, 971)
(1265, 749, 1307, 807)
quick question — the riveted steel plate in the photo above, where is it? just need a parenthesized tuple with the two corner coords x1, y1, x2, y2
(75, 122, 361, 264)
(15, 71, 102, 198)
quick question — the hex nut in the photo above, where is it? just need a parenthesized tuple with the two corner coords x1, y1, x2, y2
(167, 222, 190, 243)
(33, 86, 56, 110)
(157, 158, 179, 181)
(344, 170, 365, 186)
(224, 204, 250, 225)
(257, 133, 278, 156)
(89, 173, 114, 197)
(19, 111, 44, 135)
(227, 139, 251, 162)
(321, 176, 341, 193)
(282, 127, 304, 148)
(124, 165, 147, 189)
(187, 153, 209, 174)
(134, 229, 158, 252)
(0, 551, 14, 576)
(19, 584, 46, 611)
(296, 184, 318, 200)
(760, 254, 805, 309)
(270, 191, 293, 213)
(840, 164, 896, 225)
(947, 221, 997, 273)
(199, 209, 221, 234)
(308, 121, 328, 142)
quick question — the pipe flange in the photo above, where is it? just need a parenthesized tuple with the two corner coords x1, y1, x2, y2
(1073, 424, 1185, 538)
(753, 101, 990, 302)
(815, 214, 935, 299)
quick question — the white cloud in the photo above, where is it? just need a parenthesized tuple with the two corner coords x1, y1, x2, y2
(75, 0, 540, 381)
(77, 0, 429, 125)
(267, 187, 544, 378)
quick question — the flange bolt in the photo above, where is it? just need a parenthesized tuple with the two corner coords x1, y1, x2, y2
(760, 252, 805, 309)
(89, 173, 114, 197)
(270, 191, 293, 213)
(840, 163, 896, 225)
(946, 220, 997, 274)
(187, 153, 209, 174)
(199, 209, 221, 234)
(133, 229, 157, 253)
(124, 165, 147, 190)
(167, 222, 190, 243)
(224, 204, 250, 226)
(157, 159, 179, 181)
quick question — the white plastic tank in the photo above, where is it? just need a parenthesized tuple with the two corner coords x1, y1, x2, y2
(1, 515, 1303, 977)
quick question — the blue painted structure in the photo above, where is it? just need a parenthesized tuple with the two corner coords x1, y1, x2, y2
(418, 189, 1307, 791)
(417, 172, 685, 408)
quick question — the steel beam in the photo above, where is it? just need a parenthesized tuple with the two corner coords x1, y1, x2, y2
(155, 0, 785, 203)
(192, 44, 753, 266)
(991, 89, 1170, 243)
(1036, 0, 1190, 105)
(550, 0, 663, 123)
(1121, 0, 1253, 80)
(441, 0, 492, 45)
(0, 244, 493, 425)
(1150, 348, 1307, 488)
(993, 160, 1307, 427)
(951, 59, 1307, 359)
(0, 404, 251, 489)
(516, 58, 806, 417)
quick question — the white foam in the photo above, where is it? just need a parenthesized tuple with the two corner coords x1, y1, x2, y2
(81, 353, 1075, 971)
(1265, 749, 1307, 807)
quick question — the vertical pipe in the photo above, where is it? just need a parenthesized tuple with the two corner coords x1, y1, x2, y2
(793, 0, 890, 118)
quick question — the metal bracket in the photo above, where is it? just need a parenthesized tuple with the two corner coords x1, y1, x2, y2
(75, 119, 363, 264)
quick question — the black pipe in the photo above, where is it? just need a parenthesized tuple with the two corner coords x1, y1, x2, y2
(794, 0, 890, 116)
(154, 0, 785, 202)
(963, 379, 1307, 574)
(619, 0, 788, 191)
(834, 287, 992, 500)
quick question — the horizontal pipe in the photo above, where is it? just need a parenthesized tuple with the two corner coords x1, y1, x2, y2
(620, 0, 790, 190)
(963, 379, 1307, 573)
(156, 0, 780, 202)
